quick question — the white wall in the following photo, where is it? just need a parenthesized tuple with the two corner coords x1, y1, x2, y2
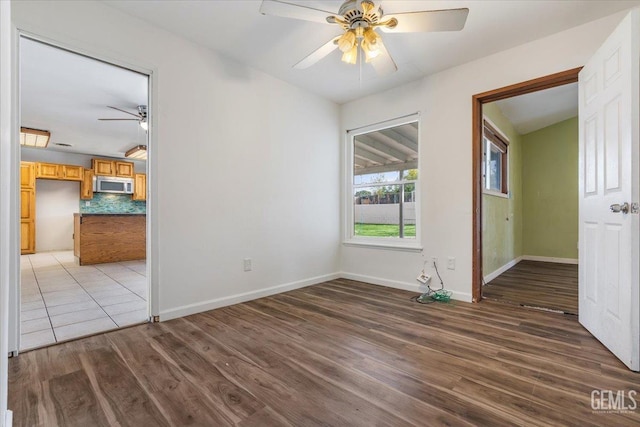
(35, 180, 78, 252)
(11, 1, 341, 321)
(340, 11, 628, 302)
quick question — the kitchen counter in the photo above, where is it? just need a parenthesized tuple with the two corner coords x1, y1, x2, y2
(74, 213, 146, 265)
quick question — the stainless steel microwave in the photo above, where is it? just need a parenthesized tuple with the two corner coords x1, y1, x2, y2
(93, 176, 134, 194)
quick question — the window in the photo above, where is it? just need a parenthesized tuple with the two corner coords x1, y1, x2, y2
(483, 120, 508, 195)
(346, 115, 420, 250)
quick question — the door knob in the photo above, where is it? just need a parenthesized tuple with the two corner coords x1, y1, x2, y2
(610, 202, 630, 214)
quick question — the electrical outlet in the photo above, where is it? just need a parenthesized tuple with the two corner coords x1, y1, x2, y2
(243, 258, 252, 272)
(417, 272, 431, 284)
(431, 257, 438, 267)
(85, 201, 91, 206)
(447, 257, 456, 270)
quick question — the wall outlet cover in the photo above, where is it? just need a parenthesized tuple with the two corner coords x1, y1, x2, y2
(417, 272, 431, 284)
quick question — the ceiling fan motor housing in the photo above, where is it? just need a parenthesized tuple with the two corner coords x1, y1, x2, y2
(338, 0, 383, 30)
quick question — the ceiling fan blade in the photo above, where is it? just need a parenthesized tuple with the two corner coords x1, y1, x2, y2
(106, 105, 142, 118)
(381, 8, 469, 33)
(294, 36, 340, 69)
(370, 40, 397, 76)
(259, 0, 334, 25)
(98, 118, 140, 121)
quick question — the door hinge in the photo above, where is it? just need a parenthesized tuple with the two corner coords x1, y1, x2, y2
(632, 202, 639, 214)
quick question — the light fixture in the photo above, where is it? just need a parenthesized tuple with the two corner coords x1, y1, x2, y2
(336, 25, 382, 65)
(20, 127, 50, 148)
(362, 28, 381, 62)
(125, 145, 147, 160)
(139, 120, 148, 131)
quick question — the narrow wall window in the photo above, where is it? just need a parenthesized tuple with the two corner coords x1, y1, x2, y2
(346, 115, 420, 248)
(483, 120, 509, 195)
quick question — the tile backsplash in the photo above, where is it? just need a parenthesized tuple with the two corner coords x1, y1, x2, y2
(80, 193, 146, 214)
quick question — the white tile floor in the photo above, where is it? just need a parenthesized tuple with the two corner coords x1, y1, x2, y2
(20, 251, 148, 351)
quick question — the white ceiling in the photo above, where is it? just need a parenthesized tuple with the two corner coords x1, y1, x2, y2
(493, 82, 578, 135)
(103, 0, 640, 104)
(20, 38, 148, 159)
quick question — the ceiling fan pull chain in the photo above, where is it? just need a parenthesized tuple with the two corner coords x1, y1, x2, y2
(358, 44, 362, 89)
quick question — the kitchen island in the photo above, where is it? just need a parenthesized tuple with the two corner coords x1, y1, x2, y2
(73, 213, 146, 265)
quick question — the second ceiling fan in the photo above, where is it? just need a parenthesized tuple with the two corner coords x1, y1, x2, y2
(260, 0, 469, 75)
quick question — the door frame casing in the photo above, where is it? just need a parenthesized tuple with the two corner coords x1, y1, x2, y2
(471, 67, 582, 302)
(9, 30, 159, 353)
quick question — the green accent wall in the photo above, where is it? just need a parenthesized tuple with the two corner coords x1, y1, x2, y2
(482, 103, 523, 276)
(522, 117, 578, 259)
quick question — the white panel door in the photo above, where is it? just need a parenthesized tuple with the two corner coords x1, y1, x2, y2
(579, 9, 640, 371)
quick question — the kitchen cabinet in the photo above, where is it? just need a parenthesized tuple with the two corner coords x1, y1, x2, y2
(62, 165, 83, 181)
(80, 169, 94, 200)
(20, 162, 36, 254)
(36, 162, 60, 179)
(116, 161, 134, 178)
(36, 162, 83, 181)
(92, 158, 134, 178)
(74, 214, 146, 265)
(92, 159, 114, 176)
(20, 162, 36, 188)
(20, 188, 35, 220)
(132, 173, 146, 201)
(21, 221, 35, 254)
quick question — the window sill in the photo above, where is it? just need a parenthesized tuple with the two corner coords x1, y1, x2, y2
(483, 190, 509, 199)
(343, 239, 423, 253)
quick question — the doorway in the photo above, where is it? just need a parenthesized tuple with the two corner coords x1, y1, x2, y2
(479, 83, 579, 314)
(471, 68, 581, 303)
(18, 37, 151, 351)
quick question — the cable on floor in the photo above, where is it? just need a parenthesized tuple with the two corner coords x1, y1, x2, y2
(411, 262, 452, 304)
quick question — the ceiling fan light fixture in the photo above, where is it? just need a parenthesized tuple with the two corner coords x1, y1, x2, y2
(125, 145, 147, 160)
(363, 27, 380, 45)
(337, 30, 356, 52)
(362, 40, 380, 62)
(341, 44, 358, 64)
(20, 127, 50, 148)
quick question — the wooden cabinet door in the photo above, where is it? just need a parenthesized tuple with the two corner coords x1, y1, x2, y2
(62, 165, 83, 181)
(80, 169, 94, 200)
(36, 162, 61, 179)
(133, 173, 146, 201)
(20, 161, 36, 254)
(115, 161, 134, 178)
(93, 159, 114, 176)
(20, 162, 35, 188)
(20, 189, 34, 220)
(21, 220, 35, 254)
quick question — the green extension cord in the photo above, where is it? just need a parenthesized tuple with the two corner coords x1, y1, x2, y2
(413, 262, 452, 304)
(415, 288, 452, 304)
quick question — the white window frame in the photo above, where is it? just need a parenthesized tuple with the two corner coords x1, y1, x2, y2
(343, 114, 422, 252)
(482, 117, 510, 199)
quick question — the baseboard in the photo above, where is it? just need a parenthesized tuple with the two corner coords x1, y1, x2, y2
(483, 256, 523, 284)
(522, 255, 578, 264)
(339, 272, 473, 303)
(5, 410, 12, 427)
(160, 272, 341, 321)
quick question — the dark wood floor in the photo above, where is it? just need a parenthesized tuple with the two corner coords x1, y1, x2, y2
(9, 279, 640, 426)
(483, 260, 579, 314)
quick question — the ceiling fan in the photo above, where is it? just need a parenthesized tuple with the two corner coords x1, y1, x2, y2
(259, 0, 469, 76)
(98, 105, 148, 130)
